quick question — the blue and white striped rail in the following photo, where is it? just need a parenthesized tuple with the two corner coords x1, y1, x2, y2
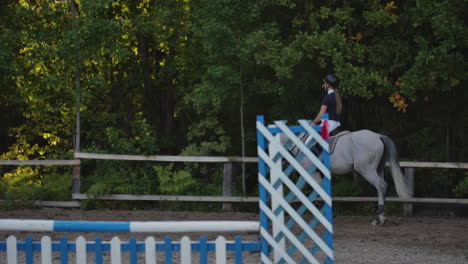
(0, 219, 259, 233)
(256, 115, 334, 264)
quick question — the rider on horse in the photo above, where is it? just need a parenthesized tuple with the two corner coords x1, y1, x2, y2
(311, 74, 343, 137)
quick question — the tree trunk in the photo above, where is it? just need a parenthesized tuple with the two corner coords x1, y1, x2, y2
(70, 0, 81, 151)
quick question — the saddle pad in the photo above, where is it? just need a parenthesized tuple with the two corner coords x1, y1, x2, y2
(329, 131, 350, 154)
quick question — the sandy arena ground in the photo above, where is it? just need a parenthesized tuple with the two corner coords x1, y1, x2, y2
(0, 208, 467, 263)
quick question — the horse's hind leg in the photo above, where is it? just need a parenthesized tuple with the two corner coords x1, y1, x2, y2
(358, 169, 388, 225)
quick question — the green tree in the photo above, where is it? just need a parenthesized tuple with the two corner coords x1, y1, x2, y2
(1, 0, 467, 201)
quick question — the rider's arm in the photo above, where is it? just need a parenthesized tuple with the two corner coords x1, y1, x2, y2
(312, 105, 328, 124)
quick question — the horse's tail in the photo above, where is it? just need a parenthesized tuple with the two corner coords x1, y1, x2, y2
(380, 136, 413, 199)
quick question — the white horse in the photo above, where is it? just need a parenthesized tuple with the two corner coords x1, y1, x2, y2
(283, 129, 412, 225)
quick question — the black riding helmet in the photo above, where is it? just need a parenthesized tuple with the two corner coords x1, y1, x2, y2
(323, 74, 339, 88)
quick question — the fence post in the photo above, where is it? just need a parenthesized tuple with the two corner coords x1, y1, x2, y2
(72, 161, 81, 194)
(403, 167, 415, 216)
(222, 162, 233, 211)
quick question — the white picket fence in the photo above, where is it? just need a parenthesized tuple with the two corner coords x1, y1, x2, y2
(3, 235, 260, 264)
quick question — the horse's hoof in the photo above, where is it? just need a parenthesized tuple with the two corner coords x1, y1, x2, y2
(371, 215, 387, 227)
(378, 214, 387, 225)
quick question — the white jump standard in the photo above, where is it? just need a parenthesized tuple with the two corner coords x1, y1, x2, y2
(256, 115, 334, 264)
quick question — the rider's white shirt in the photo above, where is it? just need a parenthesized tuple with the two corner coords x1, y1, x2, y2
(327, 120, 341, 132)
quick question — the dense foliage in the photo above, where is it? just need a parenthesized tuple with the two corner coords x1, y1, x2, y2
(1, 0, 467, 204)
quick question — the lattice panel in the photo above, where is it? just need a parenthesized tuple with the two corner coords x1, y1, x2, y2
(256, 116, 334, 264)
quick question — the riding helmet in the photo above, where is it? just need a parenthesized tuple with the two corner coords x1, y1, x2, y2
(323, 74, 339, 88)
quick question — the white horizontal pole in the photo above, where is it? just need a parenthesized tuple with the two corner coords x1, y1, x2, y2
(0, 220, 53, 232)
(130, 221, 260, 233)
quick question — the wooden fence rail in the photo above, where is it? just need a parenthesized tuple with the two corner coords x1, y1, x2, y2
(0, 160, 80, 166)
(75, 152, 468, 168)
(1, 152, 467, 213)
(70, 194, 468, 204)
(74, 152, 258, 163)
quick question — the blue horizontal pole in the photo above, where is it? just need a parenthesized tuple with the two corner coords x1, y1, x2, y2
(54, 221, 130, 232)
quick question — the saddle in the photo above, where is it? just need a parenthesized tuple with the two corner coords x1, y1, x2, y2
(288, 130, 350, 157)
(329, 130, 350, 154)
(310, 130, 350, 156)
